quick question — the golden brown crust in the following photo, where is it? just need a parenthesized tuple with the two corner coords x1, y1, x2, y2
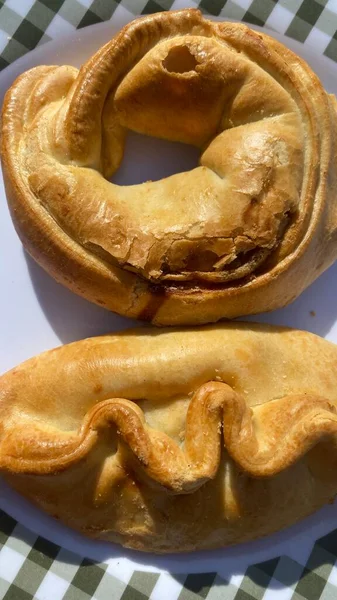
(2, 9, 337, 324)
(1, 323, 337, 552)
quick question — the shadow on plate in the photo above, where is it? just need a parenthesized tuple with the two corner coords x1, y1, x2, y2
(111, 131, 200, 186)
(24, 251, 137, 343)
(241, 259, 337, 338)
(25, 248, 337, 342)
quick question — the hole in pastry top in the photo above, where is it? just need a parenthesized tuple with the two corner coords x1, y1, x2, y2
(162, 45, 198, 74)
(111, 131, 201, 186)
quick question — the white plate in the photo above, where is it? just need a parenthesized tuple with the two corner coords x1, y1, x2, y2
(1, 6, 337, 585)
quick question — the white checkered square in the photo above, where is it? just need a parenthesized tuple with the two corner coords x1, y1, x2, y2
(45, 14, 77, 39)
(0, 546, 26, 583)
(266, 4, 296, 33)
(35, 570, 71, 600)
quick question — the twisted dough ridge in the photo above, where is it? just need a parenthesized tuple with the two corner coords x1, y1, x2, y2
(2, 382, 337, 495)
(2, 9, 337, 324)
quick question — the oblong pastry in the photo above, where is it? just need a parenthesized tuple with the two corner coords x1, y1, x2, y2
(2, 9, 337, 325)
(1, 323, 337, 552)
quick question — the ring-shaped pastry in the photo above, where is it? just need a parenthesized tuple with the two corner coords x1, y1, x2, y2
(2, 9, 337, 324)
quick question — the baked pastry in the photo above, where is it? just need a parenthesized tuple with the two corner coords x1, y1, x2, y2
(1, 323, 337, 552)
(2, 9, 337, 325)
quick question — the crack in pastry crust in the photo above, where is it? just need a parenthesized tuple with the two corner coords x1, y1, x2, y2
(1, 323, 337, 551)
(2, 9, 337, 324)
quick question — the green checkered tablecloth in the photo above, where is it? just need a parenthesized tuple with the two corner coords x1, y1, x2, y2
(1, 506, 337, 600)
(1, 1, 337, 599)
(1, 0, 337, 67)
